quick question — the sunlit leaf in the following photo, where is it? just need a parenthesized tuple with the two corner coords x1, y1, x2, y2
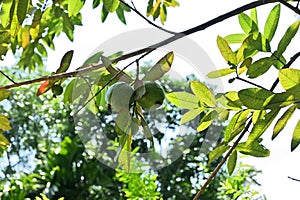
(197, 110, 218, 132)
(250, 8, 258, 25)
(275, 21, 300, 57)
(208, 145, 230, 164)
(180, 108, 205, 124)
(238, 88, 274, 110)
(160, 5, 167, 24)
(247, 108, 280, 145)
(104, 0, 120, 12)
(246, 57, 275, 78)
(0, 90, 10, 101)
(238, 13, 258, 34)
(217, 36, 236, 65)
(143, 51, 173, 81)
(279, 68, 300, 90)
(264, 4, 280, 41)
(236, 140, 270, 157)
(273, 104, 297, 140)
(206, 68, 235, 79)
(190, 81, 216, 107)
(1, 0, 14, 28)
(68, 0, 85, 16)
(166, 92, 199, 109)
(291, 120, 300, 151)
(227, 150, 237, 175)
(252, 110, 266, 124)
(224, 109, 251, 143)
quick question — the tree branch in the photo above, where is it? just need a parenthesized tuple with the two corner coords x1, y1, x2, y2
(193, 119, 252, 200)
(278, 0, 300, 15)
(288, 176, 300, 182)
(0, 0, 277, 91)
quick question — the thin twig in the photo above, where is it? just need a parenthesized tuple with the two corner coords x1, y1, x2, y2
(0, 71, 17, 84)
(270, 51, 300, 91)
(193, 119, 252, 200)
(235, 76, 269, 90)
(288, 176, 300, 182)
(0, 0, 277, 91)
(278, 0, 300, 15)
(119, 0, 177, 35)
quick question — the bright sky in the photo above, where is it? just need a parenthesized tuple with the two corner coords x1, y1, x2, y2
(24, 0, 300, 199)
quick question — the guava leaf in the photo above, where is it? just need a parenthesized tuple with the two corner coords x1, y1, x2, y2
(217, 36, 236, 65)
(17, 0, 29, 25)
(250, 8, 258, 25)
(0, 90, 10, 101)
(238, 88, 274, 110)
(83, 51, 104, 66)
(264, 4, 280, 41)
(0, 114, 11, 131)
(206, 68, 235, 79)
(236, 140, 270, 157)
(208, 145, 230, 164)
(180, 108, 205, 124)
(101, 56, 133, 83)
(197, 110, 218, 132)
(103, 0, 120, 12)
(238, 12, 258, 33)
(190, 81, 216, 107)
(142, 51, 174, 81)
(224, 34, 247, 44)
(68, 0, 85, 16)
(1, 0, 14, 28)
(57, 50, 74, 73)
(166, 92, 199, 109)
(273, 104, 297, 140)
(227, 150, 237, 175)
(291, 120, 300, 151)
(246, 57, 275, 78)
(0, 131, 9, 148)
(279, 68, 300, 90)
(275, 20, 300, 57)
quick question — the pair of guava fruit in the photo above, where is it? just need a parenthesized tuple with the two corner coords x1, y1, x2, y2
(105, 81, 165, 111)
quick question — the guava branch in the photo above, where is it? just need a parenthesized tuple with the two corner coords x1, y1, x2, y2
(0, 0, 278, 91)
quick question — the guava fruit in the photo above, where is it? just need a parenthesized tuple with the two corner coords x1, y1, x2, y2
(136, 82, 165, 110)
(105, 82, 134, 111)
(51, 84, 63, 96)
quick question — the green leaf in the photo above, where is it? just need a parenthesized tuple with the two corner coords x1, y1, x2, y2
(1, 0, 14, 28)
(142, 51, 173, 81)
(275, 21, 300, 57)
(17, 0, 29, 25)
(0, 131, 9, 148)
(250, 8, 258, 25)
(190, 81, 216, 107)
(266, 92, 297, 109)
(68, 0, 85, 16)
(217, 36, 236, 65)
(160, 5, 167, 24)
(166, 92, 199, 109)
(197, 110, 218, 132)
(227, 150, 237, 175)
(279, 68, 300, 90)
(56, 50, 74, 73)
(238, 88, 274, 110)
(208, 145, 230, 164)
(0, 114, 11, 131)
(101, 4, 109, 22)
(83, 51, 104, 66)
(180, 108, 205, 124)
(222, 91, 243, 110)
(206, 68, 235, 79)
(252, 110, 266, 124)
(224, 109, 251, 143)
(238, 13, 258, 34)
(247, 108, 280, 144)
(103, 0, 120, 12)
(101, 56, 133, 83)
(291, 120, 300, 151)
(247, 32, 271, 52)
(0, 90, 10, 101)
(224, 34, 247, 44)
(236, 140, 270, 157)
(273, 104, 297, 140)
(63, 79, 75, 104)
(264, 4, 280, 41)
(116, 4, 126, 24)
(246, 57, 275, 78)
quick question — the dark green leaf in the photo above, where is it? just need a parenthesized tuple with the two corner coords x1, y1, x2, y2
(291, 120, 300, 151)
(246, 57, 275, 78)
(17, 0, 29, 25)
(273, 104, 297, 140)
(236, 140, 270, 157)
(101, 5, 109, 22)
(238, 88, 274, 110)
(227, 150, 237, 175)
(83, 51, 104, 65)
(116, 4, 126, 24)
(264, 4, 280, 41)
(103, 0, 120, 12)
(57, 50, 74, 73)
(208, 145, 230, 164)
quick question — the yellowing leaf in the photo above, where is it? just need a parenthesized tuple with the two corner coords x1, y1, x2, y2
(103, 0, 120, 12)
(0, 131, 9, 147)
(68, 0, 85, 16)
(166, 92, 199, 109)
(279, 68, 300, 90)
(190, 81, 216, 107)
(206, 68, 235, 79)
(291, 120, 300, 151)
(217, 36, 236, 65)
(197, 110, 218, 132)
(0, 114, 11, 131)
(1, 0, 14, 28)
(143, 51, 174, 81)
(0, 90, 10, 101)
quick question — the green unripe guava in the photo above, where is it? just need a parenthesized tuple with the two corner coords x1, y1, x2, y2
(136, 82, 165, 110)
(52, 84, 63, 96)
(105, 82, 134, 111)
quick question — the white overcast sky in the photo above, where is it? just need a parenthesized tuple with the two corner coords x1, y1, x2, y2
(20, 0, 300, 199)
